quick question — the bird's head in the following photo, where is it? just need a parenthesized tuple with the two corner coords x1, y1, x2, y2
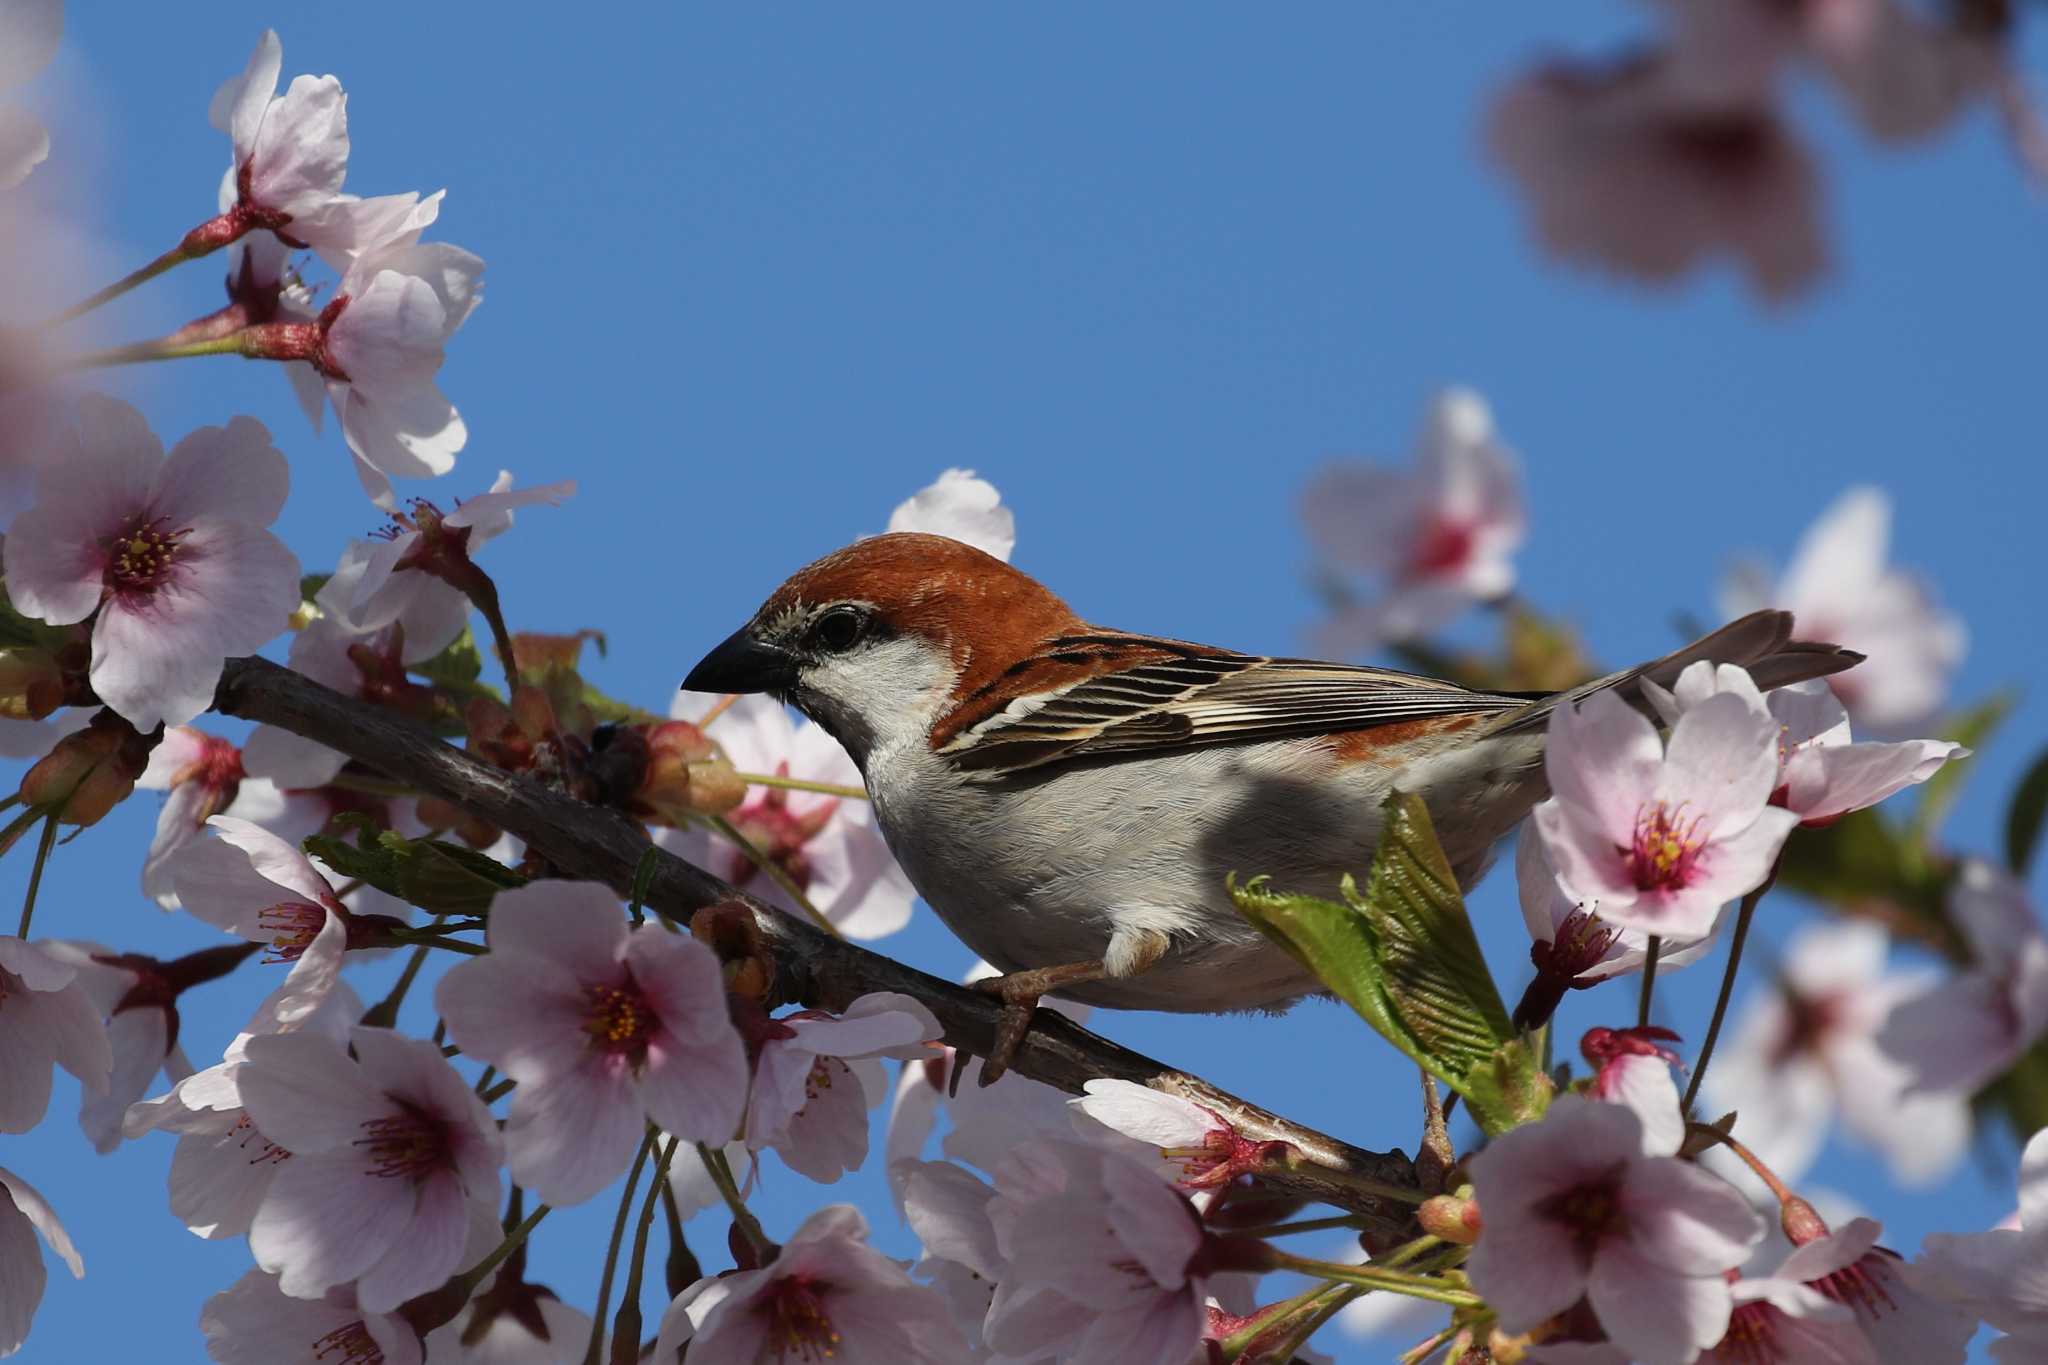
(683, 533, 1080, 767)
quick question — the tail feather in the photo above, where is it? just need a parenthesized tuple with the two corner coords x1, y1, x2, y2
(1484, 610, 1863, 736)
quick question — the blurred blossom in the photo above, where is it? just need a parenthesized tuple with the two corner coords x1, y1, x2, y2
(1704, 920, 1970, 1189)
(655, 1204, 969, 1364)
(664, 691, 914, 940)
(1488, 53, 1825, 302)
(888, 467, 1016, 561)
(0, 0, 59, 191)
(1535, 684, 1796, 941)
(1723, 487, 1965, 732)
(1303, 388, 1524, 651)
(434, 879, 749, 1207)
(200, 1268, 420, 1365)
(2, 398, 300, 731)
(1880, 858, 2048, 1098)
(0, 935, 109, 1134)
(1643, 662, 1966, 825)
(0, 1164, 81, 1359)
(1465, 1095, 1764, 1364)
(1913, 1125, 2048, 1356)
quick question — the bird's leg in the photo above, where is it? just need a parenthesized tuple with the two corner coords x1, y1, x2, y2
(967, 927, 1169, 1088)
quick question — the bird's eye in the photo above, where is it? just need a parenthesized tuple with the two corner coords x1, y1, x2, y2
(813, 606, 867, 653)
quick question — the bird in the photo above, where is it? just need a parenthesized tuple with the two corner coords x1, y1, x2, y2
(684, 532, 1858, 1081)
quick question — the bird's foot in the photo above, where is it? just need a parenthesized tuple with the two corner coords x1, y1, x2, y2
(964, 960, 1107, 1089)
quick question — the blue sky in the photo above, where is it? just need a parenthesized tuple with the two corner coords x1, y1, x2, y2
(9, 4, 2047, 1361)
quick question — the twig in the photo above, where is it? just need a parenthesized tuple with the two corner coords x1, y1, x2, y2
(1683, 874, 1774, 1115)
(211, 655, 1420, 1218)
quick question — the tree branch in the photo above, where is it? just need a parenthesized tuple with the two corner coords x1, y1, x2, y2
(213, 655, 1418, 1219)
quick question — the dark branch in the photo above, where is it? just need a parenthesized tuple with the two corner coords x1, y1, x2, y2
(214, 654, 1418, 1218)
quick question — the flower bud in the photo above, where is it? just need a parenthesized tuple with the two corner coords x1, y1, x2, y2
(691, 899, 775, 1002)
(19, 708, 158, 826)
(1417, 1192, 1482, 1245)
(0, 648, 64, 720)
(642, 721, 746, 818)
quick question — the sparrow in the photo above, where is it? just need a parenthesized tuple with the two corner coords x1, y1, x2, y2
(685, 532, 1858, 1079)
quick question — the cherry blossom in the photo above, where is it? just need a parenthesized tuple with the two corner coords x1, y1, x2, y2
(888, 467, 1017, 561)
(1767, 1215, 1976, 1362)
(36, 939, 212, 1153)
(1071, 1078, 1281, 1198)
(2, 397, 300, 730)
(983, 1137, 1209, 1365)
(318, 471, 574, 659)
(1643, 661, 1965, 825)
(1579, 1026, 1687, 1158)
(1465, 1095, 1765, 1365)
(746, 993, 941, 1183)
(1514, 828, 1718, 1028)
(238, 615, 431, 791)
(654, 1204, 969, 1363)
(1881, 860, 2048, 1101)
(1303, 388, 1524, 649)
(209, 30, 438, 265)
(664, 691, 915, 939)
(238, 1025, 502, 1311)
(419, 1261, 592, 1365)
(200, 1268, 421, 1365)
(1534, 683, 1796, 940)
(898, 1157, 1008, 1352)
(1487, 53, 1825, 302)
(0, 1165, 80, 1358)
(1703, 919, 1969, 1188)
(1723, 487, 1965, 731)
(0, 934, 110, 1132)
(0, 0, 59, 191)
(434, 879, 748, 1206)
(1698, 1274, 1870, 1364)
(170, 816, 361, 1024)
(124, 976, 360, 1242)
(1914, 1126, 2048, 1357)
(137, 727, 289, 909)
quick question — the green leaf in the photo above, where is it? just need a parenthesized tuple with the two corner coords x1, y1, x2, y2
(1351, 792, 1514, 1072)
(1228, 874, 1418, 1071)
(1908, 690, 2015, 850)
(303, 828, 526, 916)
(299, 572, 331, 604)
(2005, 746, 2048, 878)
(1458, 1039, 1553, 1135)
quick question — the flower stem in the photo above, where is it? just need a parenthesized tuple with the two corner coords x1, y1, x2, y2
(1682, 873, 1774, 1115)
(1687, 1125, 1796, 1204)
(64, 333, 252, 368)
(16, 812, 58, 937)
(694, 694, 739, 729)
(1376, 1233, 1446, 1270)
(453, 1201, 551, 1299)
(480, 1077, 516, 1105)
(698, 1143, 774, 1262)
(704, 814, 841, 939)
(41, 241, 206, 329)
(1638, 936, 1662, 1028)
(1215, 1212, 1367, 1239)
(731, 771, 869, 801)
(584, 1130, 656, 1365)
(610, 1134, 681, 1364)
(360, 915, 445, 1029)
(1259, 1250, 1481, 1308)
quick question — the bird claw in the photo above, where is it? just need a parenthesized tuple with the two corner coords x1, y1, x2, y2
(967, 960, 1106, 1087)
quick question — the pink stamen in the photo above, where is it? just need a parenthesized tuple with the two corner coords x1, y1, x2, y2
(1626, 800, 1706, 892)
(352, 1100, 453, 1182)
(754, 1274, 840, 1361)
(256, 902, 326, 963)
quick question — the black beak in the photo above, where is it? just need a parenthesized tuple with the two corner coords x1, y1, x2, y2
(684, 627, 800, 695)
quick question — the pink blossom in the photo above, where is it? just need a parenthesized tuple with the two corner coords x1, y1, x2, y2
(1, 397, 300, 730)
(1465, 1095, 1765, 1365)
(0, 935, 110, 1132)
(1644, 660, 1965, 824)
(1534, 684, 1797, 940)
(37, 940, 202, 1154)
(1514, 829, 1719, 1028)
(1304, 388, 1524, 650)
(1772, 1216, 1976, 1362)
(1723, 487, 1965, 731)
(1881, 859, 2048, 1101)
(435, 880, 747, 1205)
(318, 471, 574, 657)
(1913, 1126, 2048, 1355)
(1703, 920, 1968, 1187)
(887, 468, 1016, 561)
(1487, 52, 1824, 303)
(209, 30, 438, 265)
(746, 993, 941, 1183)
(1699, 1275, 1870, 1364)
(201, 1268, 421, 1365)
(0, 0, 59, 191)
(138, 727, 290, 909)
(238, 1025, 502, 1311)
(664, 691, 915, 939)
(898, 1157, 1007, 1352)
(124, 975, 360, 1242)
(170, 816, 359, 1024)
(1071, 1079, 1280, 1197)
(1579, 1027, 1688, 1158)
(983, 1138, 1209, 1365)
(0, 1164, 80, 1358)
(654, 1204, 969, 1363)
